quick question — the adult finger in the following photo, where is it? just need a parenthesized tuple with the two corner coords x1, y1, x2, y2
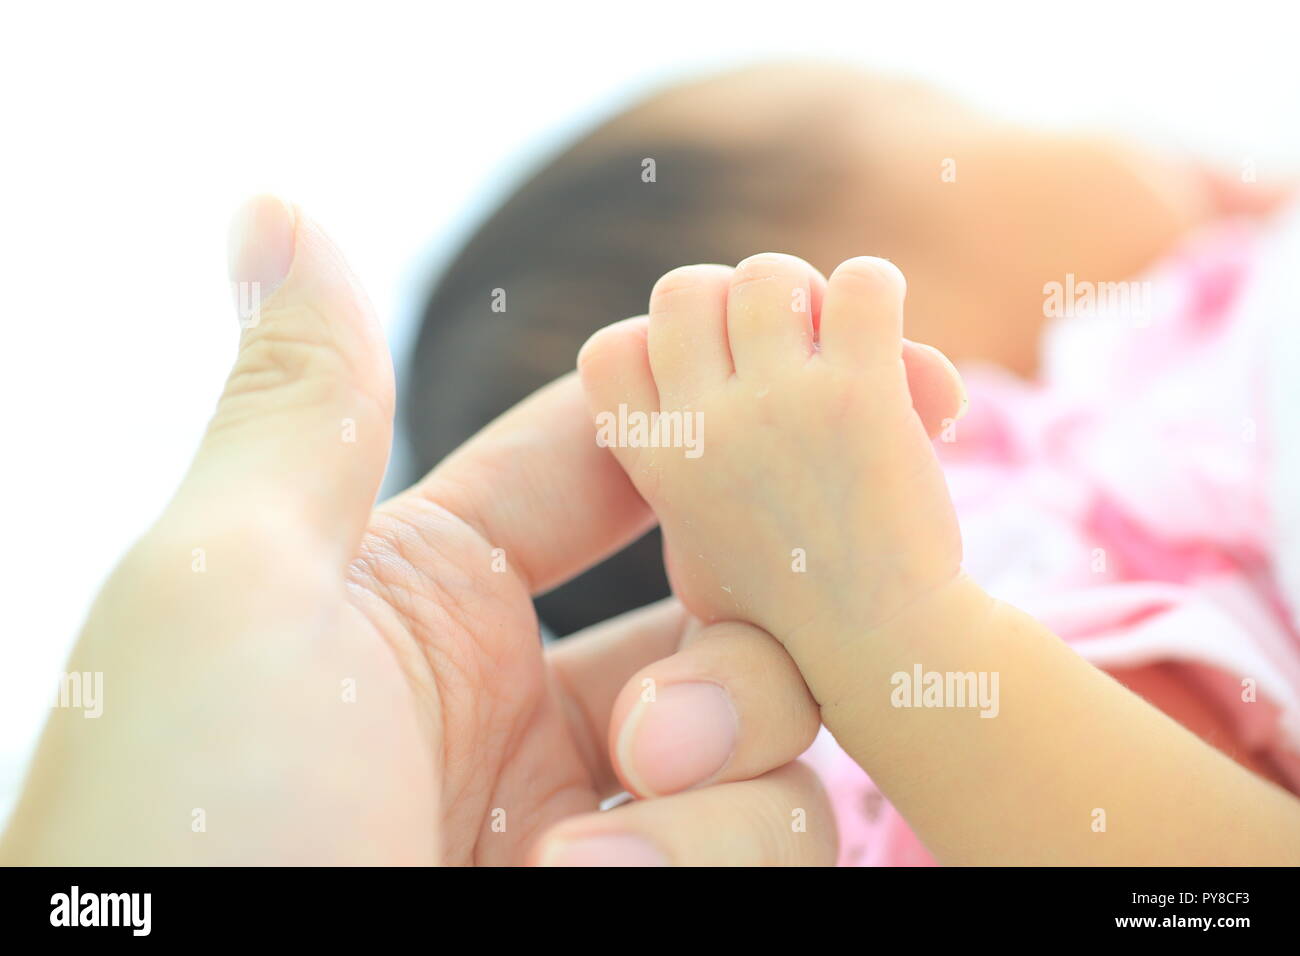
(606, 620, 820, 798)
(548, 606, 820, 799)
(174, 196, 395, 561)
(530, 762, 836, 867)
(402, 372, 654, 594)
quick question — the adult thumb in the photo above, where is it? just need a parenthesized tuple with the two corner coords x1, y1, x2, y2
(172, 196, 394, 560)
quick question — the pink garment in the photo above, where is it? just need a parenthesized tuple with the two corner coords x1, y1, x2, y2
(806, 215, 1300, 866)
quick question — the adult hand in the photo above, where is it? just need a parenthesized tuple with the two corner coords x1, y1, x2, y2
(0, 197, 835, 865)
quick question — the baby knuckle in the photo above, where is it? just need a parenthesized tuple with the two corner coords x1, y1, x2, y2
(650, 265, 717, 305)
(833, 256, 906, 292)
(576, 327, 620, 373)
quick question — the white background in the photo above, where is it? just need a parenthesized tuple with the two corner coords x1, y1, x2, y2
(2, 0, 1299, 821)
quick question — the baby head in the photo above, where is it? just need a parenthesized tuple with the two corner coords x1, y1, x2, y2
(406, 62, 1233, 634)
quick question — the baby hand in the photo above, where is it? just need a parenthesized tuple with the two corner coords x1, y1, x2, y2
(579, 253, 966, 703)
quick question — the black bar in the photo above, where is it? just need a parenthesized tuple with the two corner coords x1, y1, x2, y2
(0, 865, 1288, 941)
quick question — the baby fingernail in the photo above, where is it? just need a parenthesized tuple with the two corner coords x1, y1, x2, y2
(619, 681, 737, 796)
(541, 834, 668, 867)
(227, 195, 296, 324)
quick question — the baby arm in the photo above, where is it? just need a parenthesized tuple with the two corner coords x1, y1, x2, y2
(579, 252, 1300, 865)
(819, 573, 1300, 865)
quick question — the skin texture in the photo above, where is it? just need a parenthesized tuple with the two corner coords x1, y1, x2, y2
(580, 251, 1300, 864)
(1, 199, 881, 866)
